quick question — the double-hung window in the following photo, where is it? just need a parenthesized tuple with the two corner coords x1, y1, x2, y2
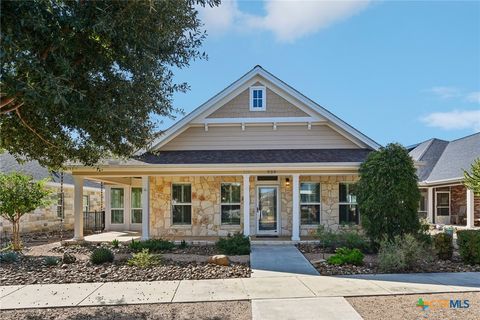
(249, 86, 266, 111)
(172, 184, 192, 225)
(436, 192, 450, 216)
(221, 183, 241, 225)
(300, 182, 321, 225)
(418, 189, 428, 219)
(131, 187, 142, 224)
(110, 188, 124, 224)
(339, 183, 359, 224)
(83, 195, 90, 213)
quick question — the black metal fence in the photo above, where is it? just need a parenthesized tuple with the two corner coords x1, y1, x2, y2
(83, 211, 105, 233)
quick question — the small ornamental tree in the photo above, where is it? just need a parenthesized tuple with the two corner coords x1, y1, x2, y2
(0, 173, 52, 250)
(357, 143, 421, 249)
(464, 158, 480, 196)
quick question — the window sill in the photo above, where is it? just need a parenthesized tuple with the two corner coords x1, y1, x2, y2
(220, 225, 241, 229)
(301, 224, 320, 229)
(171, 225, 192, 229)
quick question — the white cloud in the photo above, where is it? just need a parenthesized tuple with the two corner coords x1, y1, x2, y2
(466, 91, 480, 103)
(198, 0, 371, 42)
(421, 110, 480, 132)
(428, 86, 461, 99)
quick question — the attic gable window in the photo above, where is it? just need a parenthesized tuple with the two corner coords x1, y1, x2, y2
(249, 86, 266, 111)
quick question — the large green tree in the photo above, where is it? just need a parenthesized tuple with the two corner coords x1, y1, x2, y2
(1, 0, 218, 168)
(357, 143, 421, 248)
(0, 173, 52, 250)
(464, 158, 480, 195)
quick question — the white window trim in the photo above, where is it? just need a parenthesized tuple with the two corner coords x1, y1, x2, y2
(249, 86, 266, 111)
(300, 182, 321, 225)
(221, 182, 241, 225)
(83, 195, 90, 213)
(435, 191, 450, 217)
(110, 187, 125, 225)
(131, 187, 143, 225)
(172, 183, 192, 225)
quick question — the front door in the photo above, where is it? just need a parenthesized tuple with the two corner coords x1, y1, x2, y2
(256, 186, 279, 235)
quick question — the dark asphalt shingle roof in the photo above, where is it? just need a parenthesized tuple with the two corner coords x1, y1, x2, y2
(135, 149, 372, 164)
(409, 133, 480, 183)
(0, 152, 100, 188)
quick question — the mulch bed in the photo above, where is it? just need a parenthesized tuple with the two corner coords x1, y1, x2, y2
(299, 243, 480, 276)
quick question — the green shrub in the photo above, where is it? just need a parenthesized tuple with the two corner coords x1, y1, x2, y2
(178, 240, 188, 249)
(128, 249, 161, 268)
(378, 234, 425, 272)
(0, 251, 18, 263)
(457, 230, 480, 265)
(216, 234, 250, 255)
(316, 225, 370, 253)
(90, 248, 114, 265)
(44, 256, 59, 266)
(129, 238, 175, 252)
(111, 239, 119, 248)
(327, 247, 364, 266)
(433, 233, 453, 260)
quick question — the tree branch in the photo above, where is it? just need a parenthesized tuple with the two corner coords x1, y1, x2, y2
(15, 109, 57, 148)
(0, 101, 24, 114)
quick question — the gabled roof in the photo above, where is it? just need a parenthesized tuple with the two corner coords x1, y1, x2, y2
(0, 152, 100, 188)
(142, 65, 380, 153)
(410, 133, 480, 184)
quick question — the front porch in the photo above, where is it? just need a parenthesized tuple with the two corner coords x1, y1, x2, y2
(68, 171, 361, 242)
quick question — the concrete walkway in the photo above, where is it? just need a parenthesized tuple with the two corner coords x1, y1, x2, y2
(250, 245, 319, 277)
(1, 272, 478, 310)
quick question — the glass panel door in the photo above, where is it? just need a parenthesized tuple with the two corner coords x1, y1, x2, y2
(257, 186, 278, 233)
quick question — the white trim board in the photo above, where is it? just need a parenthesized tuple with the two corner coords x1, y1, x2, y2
(140, 66, 380, 153)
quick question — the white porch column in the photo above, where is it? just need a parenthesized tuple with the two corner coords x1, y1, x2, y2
(292, 174, 300, 241)
(243, 174, 250, 236)
(427, 187, 434, 223)
(466, 188, 475, 228)
(141, 176, 150, 240)
(73, 176, 84, 241)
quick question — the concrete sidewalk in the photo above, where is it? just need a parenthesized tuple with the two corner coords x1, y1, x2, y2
(1, 272, 479, 310)
(250, 245, 319, 277)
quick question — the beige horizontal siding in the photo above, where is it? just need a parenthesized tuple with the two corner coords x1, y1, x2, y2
(160, 125, 359, 150)
(207, 86, 309, 118)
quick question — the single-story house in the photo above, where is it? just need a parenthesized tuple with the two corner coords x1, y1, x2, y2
(0, 152, 103, 233)
(68, 65, 382, 241)
(408, 133, 480, 227)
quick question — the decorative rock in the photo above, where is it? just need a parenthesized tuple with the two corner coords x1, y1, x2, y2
(208, 255, 230, 266)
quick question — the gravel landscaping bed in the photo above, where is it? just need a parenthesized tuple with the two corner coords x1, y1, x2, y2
(347, 292, 480, 320)
(1, 300, 251, 320)
(299, 244, 480, 276)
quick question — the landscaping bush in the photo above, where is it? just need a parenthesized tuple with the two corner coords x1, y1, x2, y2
(129, 238, 175, 252)
(327, 247, 364, 266)
(178, 240, 188, 249)
(44, 256, 59, 266)
(378, 234, 425, 273)
(90, 248, 114, 265)
(0, 251, 18, 263)
(316, 225, 370, 253)
(216, 234, 250, 255)
(433, 233, 453, 260)
(457, 230, 480, 265)
(111, 239, 119, 248)
(62, 253, 76, 264)
(128, 249, 161, 268)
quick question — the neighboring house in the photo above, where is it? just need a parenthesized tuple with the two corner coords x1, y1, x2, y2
(69, 65, 380, 241)
(408, 133, 480, 227)
(0, 152, 103, 234)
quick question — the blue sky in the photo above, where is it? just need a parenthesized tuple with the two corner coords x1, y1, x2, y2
(165, 0, 480, 147)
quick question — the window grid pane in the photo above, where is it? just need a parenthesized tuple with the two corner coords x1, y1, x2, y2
(172, 184, 192, 225)
(221, 204, 241, 225)
(111, 209, 124, 224)
(301, 204, 320, 225)
(300, 183, 320, 225)
(111, 188, 124, 208)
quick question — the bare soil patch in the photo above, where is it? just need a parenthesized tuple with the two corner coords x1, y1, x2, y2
(1, 300, 251, 320)
(347, 292, 480, 320)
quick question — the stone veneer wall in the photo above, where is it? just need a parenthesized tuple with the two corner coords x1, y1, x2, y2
(150, 175, 358, 238)
(0, 186, 102, 233)
(149, 176, 243, 237)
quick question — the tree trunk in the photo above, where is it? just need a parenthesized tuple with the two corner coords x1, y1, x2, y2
(12, 218, 22, 251)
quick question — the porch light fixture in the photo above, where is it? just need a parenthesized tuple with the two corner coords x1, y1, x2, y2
(285, 178, 290, 187)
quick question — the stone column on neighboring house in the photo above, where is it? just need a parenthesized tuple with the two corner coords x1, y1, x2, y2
(291, 174, 300, 241)
(243, 174, 250, 236)
(141, 176, 150, 240)
(427, 187, 434, 223)
(466, 188, 475, 228)
(73, 176, 84, 241)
